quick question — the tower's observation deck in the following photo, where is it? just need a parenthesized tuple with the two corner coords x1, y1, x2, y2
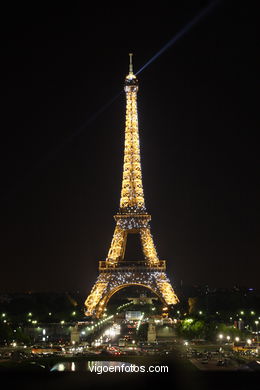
(84, 54, 179, 317)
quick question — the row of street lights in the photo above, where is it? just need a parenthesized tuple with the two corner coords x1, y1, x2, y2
(218, 334, 255, 345)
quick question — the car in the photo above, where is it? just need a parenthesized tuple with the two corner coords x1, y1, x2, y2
(216, 360, 227, 366)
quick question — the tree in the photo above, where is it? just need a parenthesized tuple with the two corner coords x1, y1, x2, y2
(0, 323, 13, 343)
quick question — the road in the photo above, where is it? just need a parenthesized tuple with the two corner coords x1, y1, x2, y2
(189, 358, 239, 371)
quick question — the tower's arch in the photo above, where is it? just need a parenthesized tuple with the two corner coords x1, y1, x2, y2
(85, 270, 179, 318)
(95, 283, 165, 318)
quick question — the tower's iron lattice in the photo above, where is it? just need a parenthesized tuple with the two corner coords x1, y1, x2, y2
(85, 54, 179, 317)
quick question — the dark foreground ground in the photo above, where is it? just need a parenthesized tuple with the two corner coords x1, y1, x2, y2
(1, 354, 259, 390)
(2, 371, 260, 390)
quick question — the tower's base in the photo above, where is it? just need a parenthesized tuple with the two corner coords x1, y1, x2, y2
(85, 269, 179, 318)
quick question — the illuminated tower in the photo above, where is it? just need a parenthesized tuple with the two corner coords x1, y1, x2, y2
(85, 54, 179, 317)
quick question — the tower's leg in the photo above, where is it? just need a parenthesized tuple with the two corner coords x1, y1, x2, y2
(85, 281, 109, 316)
(106, 225, 127, 264)
(155, 273, 179, 305)
(140, 227, 160, 266)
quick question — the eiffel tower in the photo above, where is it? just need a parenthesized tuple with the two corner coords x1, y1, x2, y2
(85, 54, 179, 317)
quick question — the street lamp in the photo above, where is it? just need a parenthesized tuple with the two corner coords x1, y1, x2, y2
(247, 339, 252, 345)
(226, 336, 231, 342)
(235, 337, 240, 343)
(255, 321, 259, 346)
(218, 334, 223, 341)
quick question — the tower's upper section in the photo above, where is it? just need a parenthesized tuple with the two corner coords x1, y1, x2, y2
(124, 53, 139, 93)
(119, 54, 145, 213)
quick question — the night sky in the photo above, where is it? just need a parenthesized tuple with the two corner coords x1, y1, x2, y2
(0, 2, 259, 294)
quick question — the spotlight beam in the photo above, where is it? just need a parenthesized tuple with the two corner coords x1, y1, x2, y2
(136, 0, 221, 75)
(2, 2, 221, 199)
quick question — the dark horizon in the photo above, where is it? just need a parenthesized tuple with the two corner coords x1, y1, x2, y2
(0, 2, 259, 293)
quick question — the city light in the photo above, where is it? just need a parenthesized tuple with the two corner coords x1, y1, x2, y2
(235, 337, 240, 342)
(218, 334, 223, 339)
(57, 364, 65, 371)
(137, 313, 144, 331)
(247, 339, 252, 345)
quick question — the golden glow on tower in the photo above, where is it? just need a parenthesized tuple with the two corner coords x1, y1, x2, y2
(107, 226, 126, 264)
(120, 55, 144, 209)
(85, 282, 108, 316)
(84, 54, 179, 317)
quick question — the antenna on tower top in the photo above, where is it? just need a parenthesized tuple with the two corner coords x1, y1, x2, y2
(129, 53, 133, 74)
